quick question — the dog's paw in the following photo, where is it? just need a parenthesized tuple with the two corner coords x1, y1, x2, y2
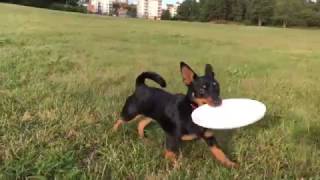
(225, 161, 240, 169)
(112, 119, 124, 132)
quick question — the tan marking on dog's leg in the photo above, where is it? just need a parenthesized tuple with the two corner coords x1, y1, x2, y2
(137, 117, 152, 138)
(210, 146, 239, 168)
(112, 119, 124, 132)
(113, 114, 143, 132)
(181, 134, 198, 141)
(204, 130, 214, 138)
(132, 114, 143, 122)
(164, 149, 179, 168)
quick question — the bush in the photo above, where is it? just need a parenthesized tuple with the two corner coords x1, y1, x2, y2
(298, 9, 320, 27)
(161, 10, 171, 20)
(307, 13, 320, 26)
(49, 3, 87, 13)
(8, 0, 53, 8)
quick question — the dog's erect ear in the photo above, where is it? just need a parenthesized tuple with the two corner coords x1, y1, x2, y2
(180, 62, 198, 85)
(205, 64, 215, 79)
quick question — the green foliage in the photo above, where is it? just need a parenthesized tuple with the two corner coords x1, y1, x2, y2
(161, 9, 171, 20)
(112, 2, 121, 16)
(126, 4, 137, 18)
(298, 7, 320, 26)
(315, 1, 320, 11)
(175, 0, 320, 27)
(231, 0, 248, 21)
(199, 0, 227, 21)
(176, 0, 200, 21)
(8, 0, 53, 8)
(2, 0, 87, 14)
(49, 3, 87, 13)
(246, 0, 274, 26)
(65, 0, 78, 6)
(274, 0, 303, 27)
(3, 0, 82, 9)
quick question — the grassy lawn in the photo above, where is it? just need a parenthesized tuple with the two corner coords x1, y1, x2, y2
(1, 3, 320, 179)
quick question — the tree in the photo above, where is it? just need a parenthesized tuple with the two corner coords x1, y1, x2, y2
(231, 0, 248, 21)
(112, 2, 121, 16)
(225, 0, 233, 20)
(66, 0, 78, 6)
(199, 0, 227, 21)
(298, 5, 320, 26)
(176, 0, 200, 21)
(13, 0, 53, 7)
(127, 4, 137, 18)
(201, 0, 234, 21)
(247, 0, 274, 26)
(161, 9, 171, 20)
(198, 0, 240, 22)
(274, 0, 303, 28)
(316, 1, 320, 12)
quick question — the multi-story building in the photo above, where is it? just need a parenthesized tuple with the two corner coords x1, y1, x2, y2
(87, 0, 128, 15)
(137, 0, 162, 20)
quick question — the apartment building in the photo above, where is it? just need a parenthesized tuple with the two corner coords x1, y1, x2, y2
(87, 0, 128, 15)
(137, 0, 162, 20)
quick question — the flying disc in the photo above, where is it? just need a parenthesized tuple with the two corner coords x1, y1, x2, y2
(191, 99, 266, 129)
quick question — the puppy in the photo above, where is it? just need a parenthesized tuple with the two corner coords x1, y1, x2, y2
(113, 62, 238, 168)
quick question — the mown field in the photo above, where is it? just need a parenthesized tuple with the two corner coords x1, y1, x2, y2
(1, 3, 320, 179)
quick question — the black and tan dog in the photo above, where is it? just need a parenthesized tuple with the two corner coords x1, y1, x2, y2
(113, 62, 238, 168)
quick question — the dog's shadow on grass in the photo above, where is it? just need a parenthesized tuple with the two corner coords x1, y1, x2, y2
(212, 113, 282, 159)
(212, 129, 237, 159)
(253, 113, 282, 132)
(292, 123, 320, 149)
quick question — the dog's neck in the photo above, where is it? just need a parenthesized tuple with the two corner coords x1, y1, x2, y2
(190, 102, 198, 110)
(183, 94, 198, 110)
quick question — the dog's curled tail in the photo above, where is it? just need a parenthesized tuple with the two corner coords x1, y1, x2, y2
(136, 72, 166, 88)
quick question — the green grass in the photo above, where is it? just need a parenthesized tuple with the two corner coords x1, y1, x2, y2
(1, 3, 320, 179)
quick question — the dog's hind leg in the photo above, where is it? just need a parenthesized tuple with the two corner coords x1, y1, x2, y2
(113, 95, 140, 131)
(137, 117, 153, 138)
(113, 119, 125, 131)
(181, 134, 198, 141)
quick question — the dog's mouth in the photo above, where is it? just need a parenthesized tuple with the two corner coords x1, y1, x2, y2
(194, 97, 222, 107)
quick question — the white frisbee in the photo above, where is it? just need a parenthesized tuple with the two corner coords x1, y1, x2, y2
(191, 98, 266, 130)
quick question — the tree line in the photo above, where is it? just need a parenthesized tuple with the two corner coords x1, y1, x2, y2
(3, 0, 320, 27)
(1, 0, 74, 7)
(176, 0, 320, 27)
(1, 0, 137, 16)
(1, 0, 87, 12)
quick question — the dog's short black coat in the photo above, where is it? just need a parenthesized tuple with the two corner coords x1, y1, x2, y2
(114, 62, 238, 168)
